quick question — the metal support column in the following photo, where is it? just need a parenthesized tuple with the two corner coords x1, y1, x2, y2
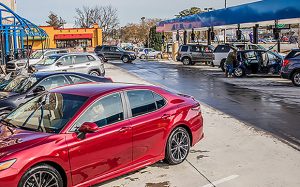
(208, 28, 212, 45)
(253, 24, 259, 44)
(275, 20, 281, 52)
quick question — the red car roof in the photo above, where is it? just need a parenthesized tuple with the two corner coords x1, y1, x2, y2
(49, 83, 160, 97)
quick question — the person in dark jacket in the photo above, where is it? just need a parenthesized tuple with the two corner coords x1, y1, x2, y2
(225, 50, 237, 77)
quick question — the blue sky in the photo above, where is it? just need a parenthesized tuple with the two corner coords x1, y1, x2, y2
(17, 0, 259, 26)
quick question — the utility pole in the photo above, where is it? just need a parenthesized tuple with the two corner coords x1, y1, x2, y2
(225, 0, 227, 8)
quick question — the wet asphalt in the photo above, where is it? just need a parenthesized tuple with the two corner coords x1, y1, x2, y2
(111, 60, 300, 150)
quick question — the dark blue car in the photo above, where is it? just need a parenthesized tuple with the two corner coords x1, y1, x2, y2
(0, 72, 113, 117)
(281, 49, 300, 86)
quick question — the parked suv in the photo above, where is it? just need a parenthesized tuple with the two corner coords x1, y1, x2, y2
(94, 45, 136, 63)
(214, 43, 285, 71)
(33, 53, 105, 76)
(213, 43, 266, 71)
(6, 49, 69, 75)
(281, 49, 300, 86)
(176, 44, 214, 65)
(232, 49, 282, 77)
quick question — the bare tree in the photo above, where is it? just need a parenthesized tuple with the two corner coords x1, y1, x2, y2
(75, 5, 119, 42)
(121, 18, 162, 46)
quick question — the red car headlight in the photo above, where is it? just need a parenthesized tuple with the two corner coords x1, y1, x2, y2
(0, 159, 16, 171)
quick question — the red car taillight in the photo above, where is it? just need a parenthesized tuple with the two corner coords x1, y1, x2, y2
(283, 59, 290, 66)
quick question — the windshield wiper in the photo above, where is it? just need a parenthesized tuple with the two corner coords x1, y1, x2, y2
(36, 104, 44, 132)
(0, 119, 18, 129)
(21, 96, 47, 132)
(17, 125, 38, 132)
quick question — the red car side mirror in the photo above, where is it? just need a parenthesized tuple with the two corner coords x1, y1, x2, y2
(77, 122, 99, 139)
(78, 122, 99, 133)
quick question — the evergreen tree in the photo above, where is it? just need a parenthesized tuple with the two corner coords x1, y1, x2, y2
(46, 12, 66, 28)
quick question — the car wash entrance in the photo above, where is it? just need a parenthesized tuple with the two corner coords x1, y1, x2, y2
(157, 0, 300, 58)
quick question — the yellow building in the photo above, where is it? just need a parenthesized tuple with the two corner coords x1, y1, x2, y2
(30, 24, 103, 50)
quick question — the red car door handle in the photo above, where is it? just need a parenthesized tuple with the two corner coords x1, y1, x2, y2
(119, 126, 131, 133)
(161, 114, 171, 120)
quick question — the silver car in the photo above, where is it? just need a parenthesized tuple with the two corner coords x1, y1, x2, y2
(33, 53, 105, 76)
(6, 49, 69, 75)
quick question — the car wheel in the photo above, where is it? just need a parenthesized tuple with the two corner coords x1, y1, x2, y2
(140, 54, 146, 59)
(165, 127, 190, 165)
(89, 70, 100, 76)
(0, 110, 11, 118)
(234, 67, 244, 78)
(18, 164, 63, 187)
(182, 57, 191, 65)
(220, 59, 226, 72)
(292, 71, 300, 87)
(269, 67, 276, 74)
(122, 56, 130, 63)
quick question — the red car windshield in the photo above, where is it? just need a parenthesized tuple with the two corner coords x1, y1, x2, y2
(2, 93, 88, 134)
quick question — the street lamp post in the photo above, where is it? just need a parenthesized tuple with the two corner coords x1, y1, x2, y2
(225, 0, 227, 8)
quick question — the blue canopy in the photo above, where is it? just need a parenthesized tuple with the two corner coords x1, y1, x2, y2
(0, 2, 48, 64)
(157, 0, 300, 32)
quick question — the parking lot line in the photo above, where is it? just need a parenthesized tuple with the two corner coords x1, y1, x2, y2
(201, 175, 239, 187)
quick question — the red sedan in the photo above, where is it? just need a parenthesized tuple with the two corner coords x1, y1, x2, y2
(0, 83, 203, 187)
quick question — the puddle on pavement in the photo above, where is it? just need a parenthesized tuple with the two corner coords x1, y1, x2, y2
(145, 181, 170, 187)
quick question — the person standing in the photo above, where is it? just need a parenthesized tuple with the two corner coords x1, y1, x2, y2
(225, 49, 237, 77)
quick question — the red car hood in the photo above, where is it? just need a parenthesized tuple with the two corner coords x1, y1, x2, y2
(0, 124, 52, 159)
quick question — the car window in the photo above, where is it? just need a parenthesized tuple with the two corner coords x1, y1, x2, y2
(127, 90, 157, 117)
(180, 46, 189, 52)
(57, 50, 68, 54)
(154, 93, 166, 109)
(30, 51, 43, 59)
(12, 75, 39, 93)
(95, 46, 102, 51)
(73, 93, 124, 130)
(74, 55, 90, 64)
(235, 45, 246, 50)
(249, 45, 259, 50)
(214, 45, 231, 53)
(190, 46, 202, 52)
(67, 75, 91, 84)
(87, 55, 96, 61)
(45, 51, 56, 56)
(110, 47, 120, 52)
(243, 51, 259, 64)
(37, 75, 70, 91)
(102, 47, 110, 52)
(4, 93, 88, 134)
(286, 51, 300, 59)
(59, 56, 73, 66)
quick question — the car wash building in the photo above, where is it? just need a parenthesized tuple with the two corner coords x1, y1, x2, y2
(157, 0, 300, 58)
(29, 24, 103, 50)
